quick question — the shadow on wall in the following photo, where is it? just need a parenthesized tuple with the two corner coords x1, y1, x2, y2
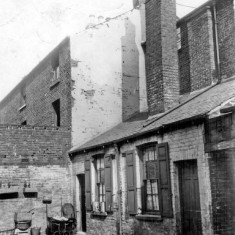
(121, 17, 140, 121)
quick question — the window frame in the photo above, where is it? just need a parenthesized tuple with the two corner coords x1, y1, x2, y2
(94, 155, 105, 203)
(139, 143, 161, 215)
(136, 142, 172, 218)
(89, 154, 114, 214)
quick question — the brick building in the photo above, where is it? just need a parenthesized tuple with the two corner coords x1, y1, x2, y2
(69, 0, 235, 234)
(0, 0, 146, 233)
(0, 0, 235, 234)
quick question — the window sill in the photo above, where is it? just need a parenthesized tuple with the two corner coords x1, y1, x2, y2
(91, 211, 107, 217)
(19, 104, 26, 112)
(50, 79, 60, 90)
(136, 214, 162, 222)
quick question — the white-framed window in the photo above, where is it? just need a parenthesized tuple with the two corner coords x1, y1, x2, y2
(142, 145, 160, 214)
(85, 154, 114, 213)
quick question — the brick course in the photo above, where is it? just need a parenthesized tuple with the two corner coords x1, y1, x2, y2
(0, 38, 72, 127)
(0, 125, 71, 234)
(216, 0, 235, 80)
(145, 0, 179, 115)
(208, 151, 235, 235)
(178, 7, 216, 94)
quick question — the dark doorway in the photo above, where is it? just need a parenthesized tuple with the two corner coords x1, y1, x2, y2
(78, 174, 86, 232)
(179, 160, 202, 235)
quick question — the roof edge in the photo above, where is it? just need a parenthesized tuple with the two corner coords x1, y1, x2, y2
(0, 36, 70, 109)
(177, 0, 212, 26)
(69, 113, 207, 155)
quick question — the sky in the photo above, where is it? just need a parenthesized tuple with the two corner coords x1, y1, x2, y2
(0, 0, 208, 102)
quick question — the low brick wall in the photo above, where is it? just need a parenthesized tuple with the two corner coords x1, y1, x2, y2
(0, 125, 72, 233)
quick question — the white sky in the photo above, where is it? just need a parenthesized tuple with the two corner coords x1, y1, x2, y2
(0, 0, 208, 102)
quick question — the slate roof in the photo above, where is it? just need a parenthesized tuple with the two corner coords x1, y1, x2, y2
(70, 77, 235, 153)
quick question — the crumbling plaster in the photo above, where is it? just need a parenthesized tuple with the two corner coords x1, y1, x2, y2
(70, 7, 147, 147)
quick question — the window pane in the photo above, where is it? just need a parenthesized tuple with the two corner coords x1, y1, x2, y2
(146, 178, 159, 212)
(95, 156, 106, 203)
(152, 193, 159, 211)
(146, 160, 158, 179)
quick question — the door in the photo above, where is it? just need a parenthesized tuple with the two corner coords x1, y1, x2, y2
(78, 174, 86, 232)
(179, 160, 202, 235)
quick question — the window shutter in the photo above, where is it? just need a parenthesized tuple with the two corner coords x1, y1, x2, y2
(157, 143, 173, 217)
(104, 155, 113, 212)
(126, 151, 137, 215)
(85, 159, 92, 211)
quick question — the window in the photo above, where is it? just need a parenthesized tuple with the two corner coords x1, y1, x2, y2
(51, 53, 60, 81)
(95, 155, 105, 203)
(205, 114, 232, 143)
(125, 143, 172, 218)
(52, 99, 60, 127)
(177, 27, 181, 50)
(142, 145, 159, 214)
(85, 155, 113, 213)
(21, 120, 27, 125)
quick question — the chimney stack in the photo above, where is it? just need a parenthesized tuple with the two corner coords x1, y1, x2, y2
(145, 0, 179, 115)
(86, 14, 96, 29)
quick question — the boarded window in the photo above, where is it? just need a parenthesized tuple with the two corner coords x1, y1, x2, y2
(205, 114, 232, 143)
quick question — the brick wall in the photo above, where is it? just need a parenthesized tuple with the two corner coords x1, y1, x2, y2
(0, 38, 72, 127)
(0, 125, 72, 233)
(145, 0, 179, 115)
(208, 151, 235, 235)
(178, 7, 216, 94)
(178, 0, 235, 94)
(216, 0, 235, 80)
(178, 22, 191, 94)
(206, 111, 235, 234)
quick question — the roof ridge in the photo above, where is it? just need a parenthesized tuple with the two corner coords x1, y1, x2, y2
(143, 83, 218, 128)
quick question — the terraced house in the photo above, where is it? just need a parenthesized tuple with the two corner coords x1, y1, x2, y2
(0, 0, 146, 233)
(69, 0, 235, 234)
(0, 0, 235, 234)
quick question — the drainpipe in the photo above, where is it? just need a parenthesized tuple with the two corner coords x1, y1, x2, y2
(212, 1, 221, 83)
(114, 144, 122, 235)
